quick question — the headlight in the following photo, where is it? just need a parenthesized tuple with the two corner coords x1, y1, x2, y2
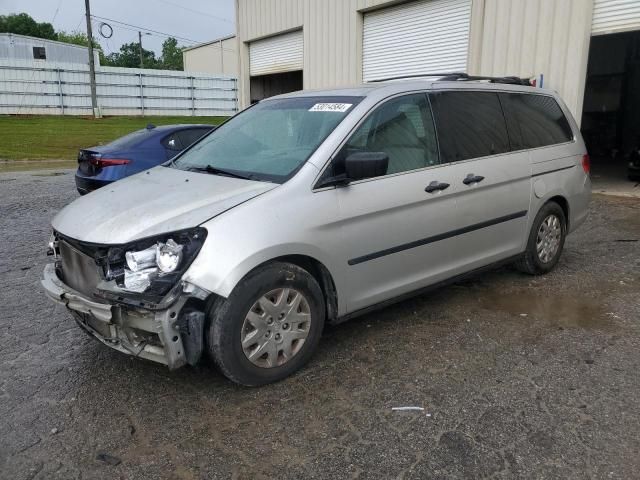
(156, 239, 184, 273)
(104, 228, 206, 296)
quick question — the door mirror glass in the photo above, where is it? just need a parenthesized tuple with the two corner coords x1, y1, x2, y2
(345, 152, 389, 181)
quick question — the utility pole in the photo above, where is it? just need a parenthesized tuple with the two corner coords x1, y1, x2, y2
(84, 0, 100, 118)
(138, 31, 144, 68)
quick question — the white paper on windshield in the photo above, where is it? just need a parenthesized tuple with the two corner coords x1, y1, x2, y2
(309, 103, 352, 113)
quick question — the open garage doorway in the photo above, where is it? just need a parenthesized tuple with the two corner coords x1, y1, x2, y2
(581, 31, 640, 189)
(249, 70, 303, 104)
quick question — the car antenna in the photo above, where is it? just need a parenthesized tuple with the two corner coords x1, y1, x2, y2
(146, 123, 156, 129)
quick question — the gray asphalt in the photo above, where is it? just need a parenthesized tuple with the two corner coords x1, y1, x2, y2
(1, 169, 639, 480)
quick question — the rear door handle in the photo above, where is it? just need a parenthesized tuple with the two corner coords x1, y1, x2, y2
(425, 181, 450, 193)
(463, 174, 485, 185)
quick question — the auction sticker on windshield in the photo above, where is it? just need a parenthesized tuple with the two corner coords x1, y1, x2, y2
(309, 103, 352, 113)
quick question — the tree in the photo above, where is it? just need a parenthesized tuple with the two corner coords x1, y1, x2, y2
(102, 42, 158, 69)
(56, 30, 101, 50)
(160, 37, 183, 70)
(0, 13, 56, 40)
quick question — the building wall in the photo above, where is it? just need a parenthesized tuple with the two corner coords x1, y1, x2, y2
(468, 0, 594, 122)
(183, 37, 238, 76)
(237, 0, 400, 107)
(236, 0, 594, 120)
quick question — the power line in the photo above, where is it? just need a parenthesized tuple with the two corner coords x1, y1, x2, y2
(151, 0, 235, 25)
(51, 0, 63, 23)
(90, 14, 204, 44)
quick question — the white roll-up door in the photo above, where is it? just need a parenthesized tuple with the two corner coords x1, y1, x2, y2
(362, 0, 471, 82)
(592, 0, 640, 35)
(249, 30, 303, 77)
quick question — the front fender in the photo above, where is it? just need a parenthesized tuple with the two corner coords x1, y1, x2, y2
(183, 241, 344, 305)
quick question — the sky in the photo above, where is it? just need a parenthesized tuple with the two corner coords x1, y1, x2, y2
(0, 0, 236, 56)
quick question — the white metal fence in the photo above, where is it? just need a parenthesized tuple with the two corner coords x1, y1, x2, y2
(0, 59, 238, 116)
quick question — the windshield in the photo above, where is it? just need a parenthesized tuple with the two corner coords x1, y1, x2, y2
(170, 96, 363, 183)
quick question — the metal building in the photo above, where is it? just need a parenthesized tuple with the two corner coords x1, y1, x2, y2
(0, 33, 100, 66)
(235, 0, 638, 114)
(182, 35, 238, 76)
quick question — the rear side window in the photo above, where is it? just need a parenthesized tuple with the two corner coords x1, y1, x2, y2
(162, 132, 184, 151)
(429, 91, 510, 162)
(500, 93, 574, 149)
(177, 128, 211, 148)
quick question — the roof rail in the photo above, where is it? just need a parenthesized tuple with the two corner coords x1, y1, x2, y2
(369, 72, 532, 86)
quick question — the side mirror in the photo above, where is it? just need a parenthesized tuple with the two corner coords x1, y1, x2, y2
(344, 152, 388, 182)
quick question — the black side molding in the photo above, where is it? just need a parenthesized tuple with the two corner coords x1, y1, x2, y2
(532, 164, 575, 177)
(334, 254, 524, 325)
(348, 210, 528, 266)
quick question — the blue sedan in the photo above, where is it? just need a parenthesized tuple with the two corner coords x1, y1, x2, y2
(75, 124, 215, 194)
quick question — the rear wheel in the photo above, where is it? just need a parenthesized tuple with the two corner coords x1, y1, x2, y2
(207, 262, 325, 386)
(516, 201, 566, 275)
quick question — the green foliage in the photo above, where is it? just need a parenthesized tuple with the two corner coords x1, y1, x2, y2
(0, 13, 56, 40)
(102, 42, 158, 68)
(160, 37, 184, 71)
(56, 30, 101, 50)
(0, 116, 226, 161)
(0, 12, 186, 71)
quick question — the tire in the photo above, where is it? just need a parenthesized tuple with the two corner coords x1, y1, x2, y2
(207, 262, 325, 386)
(516, 201, 567, 275)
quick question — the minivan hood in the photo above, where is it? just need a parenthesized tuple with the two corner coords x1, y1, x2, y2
(53, 166, 277, 244)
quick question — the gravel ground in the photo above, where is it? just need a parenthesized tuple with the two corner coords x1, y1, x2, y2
(0, 169, 639, 480)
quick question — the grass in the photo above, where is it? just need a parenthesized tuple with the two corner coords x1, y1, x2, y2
(0, 115, 227, 163)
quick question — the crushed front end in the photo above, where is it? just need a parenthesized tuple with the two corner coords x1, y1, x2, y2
(41, 229, 210, 369)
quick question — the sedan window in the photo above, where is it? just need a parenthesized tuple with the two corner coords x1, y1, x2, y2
(177, 128, 212, 148)
(162, 133, 184, 152)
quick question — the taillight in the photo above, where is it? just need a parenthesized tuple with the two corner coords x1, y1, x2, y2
(89, 158, 131, 167)
(581, 154, 590, 174)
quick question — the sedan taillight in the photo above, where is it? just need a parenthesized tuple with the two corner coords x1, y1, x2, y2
(89, 158, 131, 167)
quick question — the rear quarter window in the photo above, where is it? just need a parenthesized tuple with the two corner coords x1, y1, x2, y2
(500, 93, 574, 149)
(177, 128, 211, 148)
(429, 91, 510, 163)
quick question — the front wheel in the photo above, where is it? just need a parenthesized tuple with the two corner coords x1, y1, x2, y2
(207, 262, 325, 386)
(516, 201, 567, 275)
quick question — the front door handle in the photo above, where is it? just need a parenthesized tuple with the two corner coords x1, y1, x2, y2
(425, 181, 450, 193)
(463, 174, 485, 185)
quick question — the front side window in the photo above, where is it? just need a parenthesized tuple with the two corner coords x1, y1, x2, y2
(329, 93, 439, 180)
(170, 96, 363, 183)
(500, 93, 574, 149)
(429, 91, 510, 162)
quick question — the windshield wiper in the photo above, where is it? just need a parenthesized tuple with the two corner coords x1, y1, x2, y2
(188, 164, 254, 180)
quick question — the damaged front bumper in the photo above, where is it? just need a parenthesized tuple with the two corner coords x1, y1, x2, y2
(42, 263, 206, 369)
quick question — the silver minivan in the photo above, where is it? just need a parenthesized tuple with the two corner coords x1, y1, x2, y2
(42, 77, 591, 386)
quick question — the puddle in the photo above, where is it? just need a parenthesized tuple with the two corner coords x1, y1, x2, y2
(476, 289, 609, 330)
